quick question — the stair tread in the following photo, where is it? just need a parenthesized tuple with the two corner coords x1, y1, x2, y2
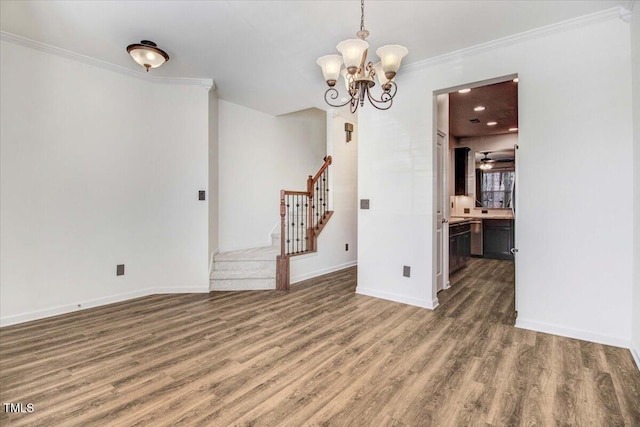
(210, 268, 276, 280)
(215, 246, 279, 261)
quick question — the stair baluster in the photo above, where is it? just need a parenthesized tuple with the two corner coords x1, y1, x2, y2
(276, 156, 334, 290)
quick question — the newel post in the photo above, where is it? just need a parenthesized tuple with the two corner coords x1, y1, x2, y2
(307, 175, 315, 252)
(276, 190, 289, 291)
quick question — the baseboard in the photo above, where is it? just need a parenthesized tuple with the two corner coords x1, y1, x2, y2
(154, 286, 210, 294)
(631, 344, 640, 371)
(290, 260, 357, 284)
(0, 285, 209, 328)
(355, 286, 437, 310)
(516, 318, 631, 349)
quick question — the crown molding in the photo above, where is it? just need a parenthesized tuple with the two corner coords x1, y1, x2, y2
(403, 7, 624, 73)
(619, 7, 633, 23)
(0, 31, 215, 90)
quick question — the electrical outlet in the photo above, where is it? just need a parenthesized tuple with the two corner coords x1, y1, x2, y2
(360, 199, 370, 209)
(198, 190, 206, 201)
(482, 209, 488, 214)
(403, 266, 411, 277)
(117, 264, 125, 276)
(345, 243, 349, 251)
(464, 208, 470, 214)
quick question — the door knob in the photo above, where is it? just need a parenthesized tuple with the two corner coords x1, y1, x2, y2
(442, 219, 449, 224)
(510, 248, 518, 254)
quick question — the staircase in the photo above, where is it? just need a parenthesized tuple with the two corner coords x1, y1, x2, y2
(209, 233, 280, 290)
(276, 156, 333, 291)
(210, 156, 333, 292)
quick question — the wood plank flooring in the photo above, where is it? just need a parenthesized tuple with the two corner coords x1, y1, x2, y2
(1, 259, 639, 426)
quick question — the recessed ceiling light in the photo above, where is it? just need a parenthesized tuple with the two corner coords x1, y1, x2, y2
(509, 127, 518, 131)
(513, 78, 519, 83)
(458, 88, 471, 93)
(487, 121, 497, 126)
(474, 106, 485, 112)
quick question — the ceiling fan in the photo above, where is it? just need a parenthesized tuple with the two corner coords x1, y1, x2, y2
(478, 151, 514, 170)
(479, 152, 495, 170)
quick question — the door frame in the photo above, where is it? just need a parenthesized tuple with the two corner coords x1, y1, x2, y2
(436, 130, 450, 293)
(431, 73, 519, 313)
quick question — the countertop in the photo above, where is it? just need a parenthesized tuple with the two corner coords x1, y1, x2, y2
(449, 214, 513, 225)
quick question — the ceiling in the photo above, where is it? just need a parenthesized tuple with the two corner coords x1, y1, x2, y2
(449, 80, 518, 138)
(0, 0, 629, 116)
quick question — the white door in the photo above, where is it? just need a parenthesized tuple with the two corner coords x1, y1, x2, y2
(436, 131, 448, 292)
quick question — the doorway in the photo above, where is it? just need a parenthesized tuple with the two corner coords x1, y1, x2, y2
(433, 74, 518, 321)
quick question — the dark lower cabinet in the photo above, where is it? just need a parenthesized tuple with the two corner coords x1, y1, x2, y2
(449, 222, 471, 274)
(483, 219, 514, 260)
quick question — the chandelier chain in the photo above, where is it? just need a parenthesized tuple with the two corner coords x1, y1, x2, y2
(360, 0, 365, 32)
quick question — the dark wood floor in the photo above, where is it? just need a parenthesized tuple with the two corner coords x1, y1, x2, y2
(1, 259, 639, 426)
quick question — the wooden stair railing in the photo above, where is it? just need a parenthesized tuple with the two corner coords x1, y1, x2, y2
(276, 156, 333, 290)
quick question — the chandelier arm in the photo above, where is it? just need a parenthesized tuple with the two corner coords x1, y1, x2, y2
(324, 87, 355, 108)
(381, 81, 398, 99)
(365, 83, 397, 111)
(350, 97, 358, 114)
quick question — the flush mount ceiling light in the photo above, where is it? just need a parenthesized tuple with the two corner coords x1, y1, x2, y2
(474, 106, 486, 112)
(458, 88, 471, 94)
(487, 121, 497, 126)
(127, 40, 169, 72)
(316, 0, 408, 113)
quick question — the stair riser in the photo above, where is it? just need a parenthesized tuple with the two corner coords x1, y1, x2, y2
(213, 260, 276, 272)
(210, 278, 276, 291)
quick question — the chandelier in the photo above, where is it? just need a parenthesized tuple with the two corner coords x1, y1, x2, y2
(316, 0, 408, 113)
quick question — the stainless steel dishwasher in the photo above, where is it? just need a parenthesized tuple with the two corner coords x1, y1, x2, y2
(470, 220, 483, 256)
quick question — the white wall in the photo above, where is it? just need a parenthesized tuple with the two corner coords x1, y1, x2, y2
(290, 110, 358, 283)
(357, 13, 633, 347)
(631, 5, 640, 367)
(0, 41, 211, 326)
(217, 101, 326, 251)
(209, 89, 219, 269)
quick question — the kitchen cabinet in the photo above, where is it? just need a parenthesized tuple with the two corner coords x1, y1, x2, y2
(483, 219, 514, 260)
(449, 222, 471, 274)
(454, 147, 470, 196)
